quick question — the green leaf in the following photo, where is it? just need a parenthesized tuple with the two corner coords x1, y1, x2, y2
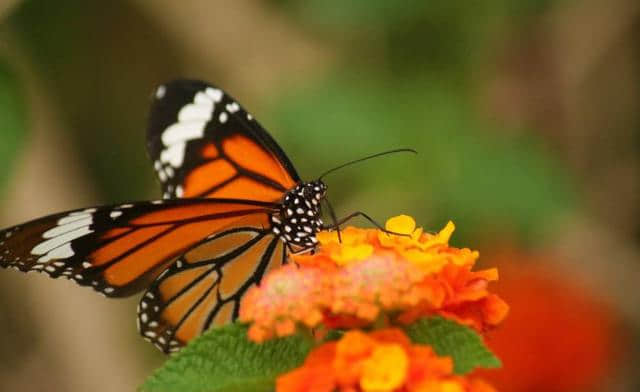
(140, 324, 313, 392)
(323, 328, 345, 342)
(404, 316, 501, 374)
(0, 59, 27, 196)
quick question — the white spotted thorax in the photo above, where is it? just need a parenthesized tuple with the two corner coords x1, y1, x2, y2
(270, 180, 327, 248)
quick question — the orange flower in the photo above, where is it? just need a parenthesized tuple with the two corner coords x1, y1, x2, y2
(398, 265, 508, 330)
(239, 264, 331, 342)
(330, 253, 431, 322)
(276, 342, 337, 392)
(240, 216, 507, 340)
(316, 227, 374, 265)
(277, 328, 496, 392)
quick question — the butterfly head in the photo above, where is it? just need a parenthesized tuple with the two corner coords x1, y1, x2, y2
(271, 181, 327, 248)
(304, 180, 328, 200)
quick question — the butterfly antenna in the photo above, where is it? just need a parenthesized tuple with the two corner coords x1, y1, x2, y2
(318, 148, 417, 180)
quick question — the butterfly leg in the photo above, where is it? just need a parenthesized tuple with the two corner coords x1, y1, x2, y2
(323, 211, 411, 238)
(323, 197, 342, 242)
(286, 243, 315, 255)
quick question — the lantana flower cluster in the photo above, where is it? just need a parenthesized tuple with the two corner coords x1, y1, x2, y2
(240, 215, 508, 342)
(278, 328, 496, 392)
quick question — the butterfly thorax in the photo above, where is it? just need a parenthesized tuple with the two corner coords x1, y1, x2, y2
(270, 180, 327, 248)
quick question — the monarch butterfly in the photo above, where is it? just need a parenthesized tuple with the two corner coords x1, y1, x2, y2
(0, 80, 413, 353)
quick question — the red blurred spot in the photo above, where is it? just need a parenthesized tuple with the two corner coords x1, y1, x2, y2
(476, 251, 625, 392)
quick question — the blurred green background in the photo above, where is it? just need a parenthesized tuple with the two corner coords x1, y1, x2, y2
(0, 1, 638, 391)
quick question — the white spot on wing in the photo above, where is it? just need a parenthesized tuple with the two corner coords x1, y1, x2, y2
(57, 213, 91, 225)
(37, 243, 76, 263)
(205, 87, 223, 102)
(226, 102, 240, 113)
(155, 85, 166, 99)
(43, 217, 92, 238)
(219, 112, 228, 123)
(160, 142, 187, 168)
(32, 226, 93, 261)
(110, 211, 122, 219)
(194, 91, 212, 105)
(178, 102, 213, 122)
(165, 167, 174, 178)
(162, 122, 206, 146)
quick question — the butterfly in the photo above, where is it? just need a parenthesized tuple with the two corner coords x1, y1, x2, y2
(0, 80, 412, 354)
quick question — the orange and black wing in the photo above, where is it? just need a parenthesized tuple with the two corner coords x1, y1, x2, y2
(137, 224, 286, 353)
(0, 198, 277, 297)
(147, 79, 300, 202)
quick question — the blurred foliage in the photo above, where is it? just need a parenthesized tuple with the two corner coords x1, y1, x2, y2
(272, 0, 554, 75)
(7, 0, 181, 202)
(269, 72, 576, 243)
(0, 57, 33, 370)
(0, 59, 26, 197)
(262, 0, 576, 244)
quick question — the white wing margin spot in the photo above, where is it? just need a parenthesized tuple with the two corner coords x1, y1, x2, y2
(157, 88, 219, 171)
(31, 211, 95, 263)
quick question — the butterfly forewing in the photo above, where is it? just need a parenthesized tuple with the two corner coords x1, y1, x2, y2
(0, 199, 277, 297)
(147, 79, 300, 201)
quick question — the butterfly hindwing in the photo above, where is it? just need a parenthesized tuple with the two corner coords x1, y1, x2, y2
(0, 199, 277, 297)
(147, 79, 300, 201)
(137, 223, 287, 353)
